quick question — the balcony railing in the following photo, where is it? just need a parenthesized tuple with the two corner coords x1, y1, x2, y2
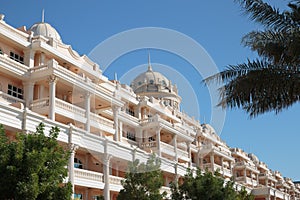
(140, 141, 157, 148)
(74, 168, 103, 182)
(109, 175, 123, 185)
(0, 91, 25, 104)
(90, 112, 114, 128)
(55, 98, 86, 117)
(0, 53, 29, 73)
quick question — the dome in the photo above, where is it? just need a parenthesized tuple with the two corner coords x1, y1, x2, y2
(248, 153, 259, 163)
(130, 56, 181, 110)
(130, 65, 170, 92)
(29, 22, 62, 42)
(201, 124, 220, 141)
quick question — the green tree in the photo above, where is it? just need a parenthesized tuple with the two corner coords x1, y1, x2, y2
(171, 169, 254, 200)
(0, 123, 72, 200)
(205, 0, 300, 117)
(117, 154, 166, 200)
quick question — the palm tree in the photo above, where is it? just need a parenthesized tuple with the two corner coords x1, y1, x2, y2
(205, 0, 300, 117)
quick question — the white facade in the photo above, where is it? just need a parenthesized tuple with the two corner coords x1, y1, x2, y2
(0, 14, 299, 200)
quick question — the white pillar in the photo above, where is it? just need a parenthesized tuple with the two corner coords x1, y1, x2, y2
(38, 84, 44, 99)
(84, 92, 91, 132)
(173, 134, 178, 162)
(156, 127, 161, 157)
(103, 154, 111, 200)
(40, 52, 45, 65)
(113, 106, 120, 141)
(48, 75, 58, 120)
(69, 144, 78, 199)
(221, 157, 224, 175)
(186, 141, 191, 167)
(119, 121, 123, 141)
(23, 49, 35, 67)
(23, 81, 35, 108)
(210, 154, 215, 172)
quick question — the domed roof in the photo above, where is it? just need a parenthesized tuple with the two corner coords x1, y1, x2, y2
(201, 124, 220, 141)
(130, 65, 170, 91)
(29, 22, 62, 42)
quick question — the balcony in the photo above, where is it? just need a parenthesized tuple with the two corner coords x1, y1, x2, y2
(74, 168, 104, 189)
(30, 97, 114, 133)
(140, 141, 189, 161)
(0, 91, 25, 105)
(235, 176, 258, 186)
(0, 53, 28, 76)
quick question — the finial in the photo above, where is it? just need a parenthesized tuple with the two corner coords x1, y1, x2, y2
(42, 9, 45, 23)
(147, 52, 152, 72)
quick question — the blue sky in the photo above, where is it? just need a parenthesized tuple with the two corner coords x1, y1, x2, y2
(1, 1, 299, 180)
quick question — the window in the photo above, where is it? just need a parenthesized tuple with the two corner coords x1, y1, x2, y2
(149, 79, 154, 84)
(74, 158, 83, 169)
(10, 51, 24, 64)
(148, 136, 155, 142)
(7, 84, 23, 99)
(74, 194, 83, 200)
(126, 108, 135, 116)
(126, 131, 136, 141)
(0, 48, 3, 55)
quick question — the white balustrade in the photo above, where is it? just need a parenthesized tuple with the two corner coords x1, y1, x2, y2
(0, 91, 25, 104)
(90, 112, 114, 128)
(74, 168, 103, 182)
(109, 175, 124, 185)
(55, 98, 85, 117)
(140, 141, 157, 148)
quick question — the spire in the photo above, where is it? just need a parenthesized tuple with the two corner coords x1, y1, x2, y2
(147, 52, 152, 72)
(42, 9, 45, 23)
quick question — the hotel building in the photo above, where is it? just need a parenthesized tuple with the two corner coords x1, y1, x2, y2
(0, 14, 299, 200)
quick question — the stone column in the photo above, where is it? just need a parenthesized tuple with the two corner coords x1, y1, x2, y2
(244, 168, 247, 182)
(221, 157, 224, 175)
(69, 144, 79, 199)
(119, 121, 123, 141)
(48, 75, 58, 120)
(84, 92, 91, 132)
(38, 84, 44, 99)
(199, 154, 203, 170)
(113, 106, 120, 141)
(186, 141, 192, 167)
(103, 154, 111, 200)
(173, 134, 178, 162)
(23, 81, 35, 108)
(210, 154, 215, 172)
(23, 49, 35, 67)
(156, 127, 161, 157)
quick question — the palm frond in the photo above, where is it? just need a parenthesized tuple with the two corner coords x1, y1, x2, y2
(243, 30, 300, 65)
(204, 59, 269, 84)
(216, 62, 300, 117)
(235, 0, 300, 31)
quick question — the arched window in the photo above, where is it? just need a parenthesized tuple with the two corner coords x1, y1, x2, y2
(74, 158, 83, 169)
(149, 80, 154, 84)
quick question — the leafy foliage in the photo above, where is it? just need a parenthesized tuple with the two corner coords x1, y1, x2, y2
(117, 154, 166, 200)
(0, 123, 72, 200)
(205, 0, 300, 117)
(171, 169, 254, 200)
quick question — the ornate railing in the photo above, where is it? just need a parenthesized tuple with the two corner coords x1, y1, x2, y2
(0, 91, 25, 104)
(74, 168, 103, 182)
